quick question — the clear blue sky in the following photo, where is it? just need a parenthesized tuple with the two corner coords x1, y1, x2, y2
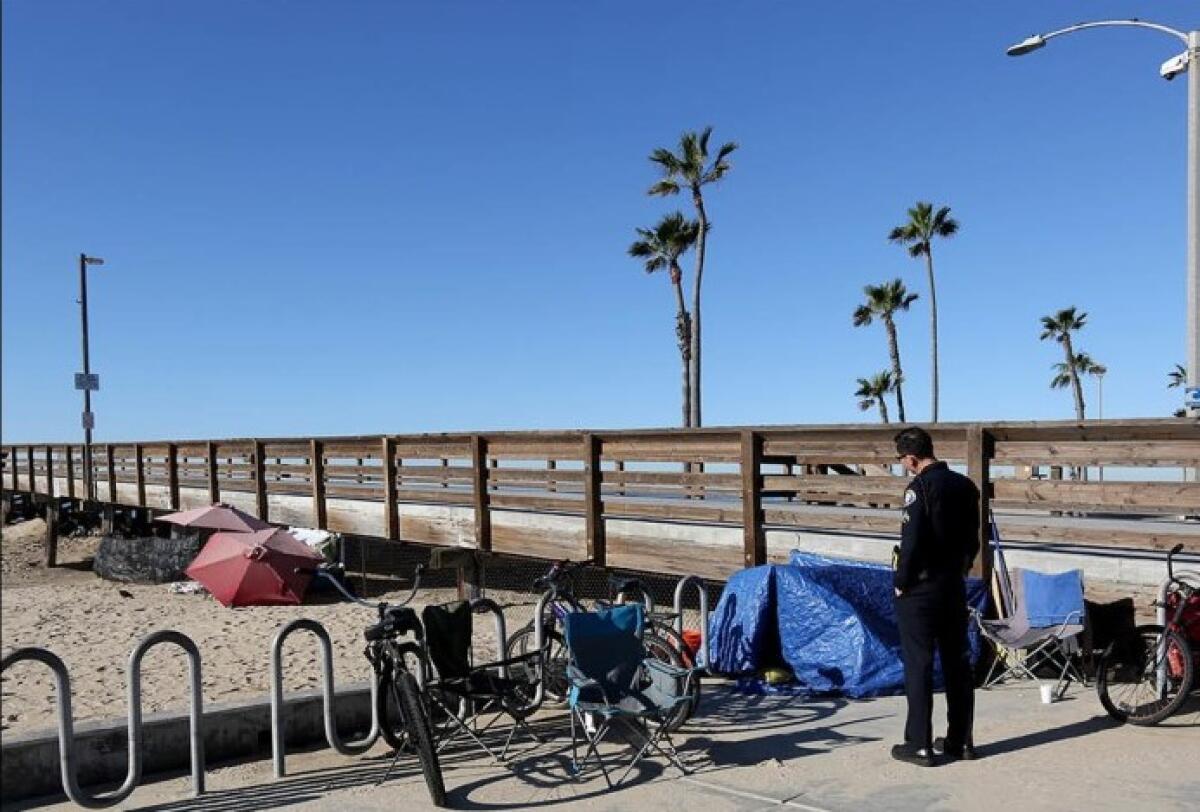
(2, 1, 1194, 442)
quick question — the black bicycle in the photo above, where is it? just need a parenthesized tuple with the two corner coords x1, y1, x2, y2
(1096, 544, 1198, 726)
(307, 564, 447, 807)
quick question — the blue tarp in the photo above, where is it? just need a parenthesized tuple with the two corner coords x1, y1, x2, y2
(707, 552, 989, 697)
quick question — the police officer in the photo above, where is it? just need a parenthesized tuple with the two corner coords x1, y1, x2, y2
(890, 427, 980, 766)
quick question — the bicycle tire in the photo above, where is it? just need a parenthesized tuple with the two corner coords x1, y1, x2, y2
(506, 622, 570, 705)
(1096, 624, 1194, 726)
(643, 630, 699, 732)
(397, 670, 448, 808)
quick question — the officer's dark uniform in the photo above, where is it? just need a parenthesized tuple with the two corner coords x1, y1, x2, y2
(894, 461, 980, 752)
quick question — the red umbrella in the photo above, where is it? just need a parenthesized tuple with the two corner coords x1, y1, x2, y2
(157, 503, 272, 533)
(185, 529, 324, 607)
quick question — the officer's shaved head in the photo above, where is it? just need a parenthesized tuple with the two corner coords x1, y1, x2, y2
(894, 427, 935, 460)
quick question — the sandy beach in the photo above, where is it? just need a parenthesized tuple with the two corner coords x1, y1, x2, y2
(0, 519, 537, 737)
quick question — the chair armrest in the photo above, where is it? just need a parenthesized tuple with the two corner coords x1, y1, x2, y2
(643, 657, 691, 679)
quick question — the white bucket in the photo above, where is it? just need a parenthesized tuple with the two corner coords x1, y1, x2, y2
(1040, 683, 1056, 704)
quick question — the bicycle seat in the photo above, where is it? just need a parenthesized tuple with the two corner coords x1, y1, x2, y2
(609, 575, 645, 596)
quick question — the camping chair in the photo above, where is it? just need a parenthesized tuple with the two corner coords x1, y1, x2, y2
(420, 599, 543, 762)
(975, 567, 1087, 698)
(562, 603, 697, 788)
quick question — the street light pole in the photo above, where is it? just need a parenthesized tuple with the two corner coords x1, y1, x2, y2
(1008, 20, 1199, 417)
(79, 253, 103, 501)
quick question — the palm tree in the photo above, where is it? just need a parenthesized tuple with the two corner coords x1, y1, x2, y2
(855, 371, 896, 423)
(1169, 364, 1187, 417)
(629, 212, 701, 427)
(648, 127, 737, 427)
(852, 279, 918, 422)
(1039, 307, 1089, 420)
(1050, 351, 1103, 417)
(888, 202, 959, 423)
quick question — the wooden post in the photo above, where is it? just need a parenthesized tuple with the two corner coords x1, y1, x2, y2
(440, 458, 449, 489)
(741, 430, 765, 568)
(615, 460, 626, 497)
(488, 458, 499, 492)
(106, 444, 117, 503)
(311, 439, 327, 530)
(12, 446, 20, 491)
(547, 459, 557, 494)
(471, 435, 491, 551)
(44, 446, 55, 499)
(205, 441, 218, 505)
(966, 425, 994, 585)
(135, 444, 146, 507)
(167, 443, 180, 510)
(65, 446, 75, 499)
(253, 440, 268, 520)
(44, 499, 59, 568)
(27, 446, 35, 493)
(583, 433, 605, 567)
(382, 437, 399, 540)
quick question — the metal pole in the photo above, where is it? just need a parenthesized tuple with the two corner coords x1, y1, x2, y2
(1188, 31, 1200, 417)
(79, 254, 94, 501)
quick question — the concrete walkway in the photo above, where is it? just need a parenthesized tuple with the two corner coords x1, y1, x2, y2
(8, 681, 1198, 812)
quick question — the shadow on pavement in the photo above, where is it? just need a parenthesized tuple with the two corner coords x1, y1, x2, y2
(978, 714, 1119, 758)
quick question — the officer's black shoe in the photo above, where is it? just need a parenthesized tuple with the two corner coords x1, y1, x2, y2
(932, 737, 977, 761)
(890, 743, 934, 767)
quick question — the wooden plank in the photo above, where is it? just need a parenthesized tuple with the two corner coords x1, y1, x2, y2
(382, 437, 399, 540)
(65, 446, 75, 499)
(393, 487, 474, 505)
(966, 426, 993, 583)
(44, 446, 55, 499)
(996, 521, 1198, 552)
(742, 430, 765, 567)
(471, 435, 491, 551)
(992, 440, 1200, 466)
(602, 497, 743, 524)
(583, 433, 605, 566)
(253, 440, 268, 520)
(600, 470, 740, 489)
(487, 467, 585, 485)
(167, 443, 181, 510)
(490, 493, 586, 513)
(135, 444, 146, 506)
(311, 439, 327, 529)
(992, 479, 1200, 513)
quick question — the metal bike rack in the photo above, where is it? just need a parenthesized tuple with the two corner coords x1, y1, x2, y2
(673, 575, 710, 671)
(470, 598, 510, 677)
(270, 618, 380, 778)
(530, 589, 555, 707)
(0, 629, 205, 808)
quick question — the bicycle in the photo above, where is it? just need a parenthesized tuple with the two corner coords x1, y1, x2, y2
(306, 563, 447, 807)
(1095, 543, 1199, 726)
(504, 559, 588, 704)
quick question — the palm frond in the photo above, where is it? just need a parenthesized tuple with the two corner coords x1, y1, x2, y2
(648, 179, 681, 197)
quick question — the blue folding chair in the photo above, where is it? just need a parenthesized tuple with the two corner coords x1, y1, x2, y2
(562, 604, 696, 787)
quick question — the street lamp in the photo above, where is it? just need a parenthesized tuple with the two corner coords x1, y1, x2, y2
(1007, 19, 1200, 417)
(79, 253, 104, 501)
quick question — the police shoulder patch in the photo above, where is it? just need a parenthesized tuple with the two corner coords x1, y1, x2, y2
(904, 488, 917, 506)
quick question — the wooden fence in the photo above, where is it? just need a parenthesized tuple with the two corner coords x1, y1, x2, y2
(2, 419, 1197, 581)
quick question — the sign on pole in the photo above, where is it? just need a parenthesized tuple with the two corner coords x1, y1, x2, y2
(74, 373, 100, 391)
(1186, 387, 1200, 410)
(81, 411, 95, 430)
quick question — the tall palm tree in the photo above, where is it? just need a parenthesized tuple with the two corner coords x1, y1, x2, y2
(1168, 364, 1187, 389)
(1040, 307, 1089, 420)
(855, 371, 896, 423)
(888, 202, 959, 423)
(853, 279, 918, 422)
(1050, 351, 1102, 417)
(629, 212, 701, 427)
(648, 126, 737, 427)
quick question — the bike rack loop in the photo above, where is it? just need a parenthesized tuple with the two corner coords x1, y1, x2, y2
(270, 618, 380, 779)
(0, 629, 205, 808)
(672, 575, 710, 671)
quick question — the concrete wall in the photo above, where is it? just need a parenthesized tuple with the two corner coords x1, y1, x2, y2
(0, 684, 372, 804)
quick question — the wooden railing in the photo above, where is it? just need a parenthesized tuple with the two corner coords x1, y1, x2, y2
(3, 419, 1197, 580)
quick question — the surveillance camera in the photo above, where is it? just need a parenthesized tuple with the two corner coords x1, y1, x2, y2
(1160, 52, 1190, 81)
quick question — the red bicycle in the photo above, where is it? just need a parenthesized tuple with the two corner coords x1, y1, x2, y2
(1096, 544, 1199, 725)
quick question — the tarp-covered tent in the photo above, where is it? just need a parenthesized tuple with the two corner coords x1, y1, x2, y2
(708, 552, 988, 697)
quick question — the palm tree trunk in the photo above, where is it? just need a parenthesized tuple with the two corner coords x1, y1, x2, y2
(924, 251, 939, 422)
(879, 397, 890, 424)
(672, 273, 692, 428)
(1063, 335, 1086, 420)
(884, 315, 906, 423)
(690, 189, 707, 428)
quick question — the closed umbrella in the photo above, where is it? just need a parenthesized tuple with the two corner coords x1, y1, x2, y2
(185, 528, 323, 607)
(157, 503, 272, 533)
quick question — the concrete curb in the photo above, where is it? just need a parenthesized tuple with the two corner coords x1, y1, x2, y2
(0, 683, 373, 803)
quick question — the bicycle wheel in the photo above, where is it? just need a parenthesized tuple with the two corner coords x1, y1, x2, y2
(397, 670, 448, 808)
(376, 661, 412, 752)
(506, 622, 570, 705)
(643, 629, 700, 732)
(1096, 624, 1194, 726)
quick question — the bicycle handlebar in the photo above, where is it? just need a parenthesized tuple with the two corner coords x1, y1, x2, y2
(297, 563, 426, 613)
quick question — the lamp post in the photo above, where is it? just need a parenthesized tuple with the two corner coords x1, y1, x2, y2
(79, 253, 104, 501)
(1094, 364, 1107, 481)
(1008, 20, 1200, 418)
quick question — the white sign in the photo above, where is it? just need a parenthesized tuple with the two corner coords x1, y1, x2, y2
(81, 411, 95, 430)
(1186, 387, 1200, 409)
(74, 373, 100, 391)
